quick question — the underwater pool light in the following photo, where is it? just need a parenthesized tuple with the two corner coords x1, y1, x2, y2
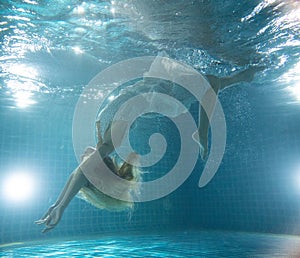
(2, 172, 35, 203)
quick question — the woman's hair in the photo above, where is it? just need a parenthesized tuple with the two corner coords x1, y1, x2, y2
(108, 152, 141, 182)
(78, 152, 141, 211)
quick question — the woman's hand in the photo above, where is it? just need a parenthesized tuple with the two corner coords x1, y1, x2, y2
(35, 204, 64, 233)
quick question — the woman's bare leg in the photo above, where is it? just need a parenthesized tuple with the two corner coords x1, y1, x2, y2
(197, 107, 210, 160)
(194, 67, 264, 160)
(193, 77, 221, 160)
(219, 66, 265, 90)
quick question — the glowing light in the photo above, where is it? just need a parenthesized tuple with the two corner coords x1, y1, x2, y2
(292, 166, 300, 194)
(4, 62, 41, 108)
(282, 61, 300, 102)
(288, 86, 300, 101)
(6, 80, 38, 108)
(3, 172, 36, 202)
(108, 95, 115, 101)
(23, 0, 38, 4)
(73, 5, 85, 15)
(110, 7, 116, 14)
(6, 63, 38, 80)
(72, 46, 84, 55)
(72, 2, 88, 15)
(14, 91, 36, 108)
(241, 0, 277, 22)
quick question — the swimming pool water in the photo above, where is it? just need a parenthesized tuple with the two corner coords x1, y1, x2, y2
(1, 0, 300, 250)
(1, 230, 300, 257)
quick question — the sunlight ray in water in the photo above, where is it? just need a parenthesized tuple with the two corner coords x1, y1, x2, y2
(6, 63, 38, 80)
(72, 46, 84, 55)
(281, 61, 300, 102)
(4, 63, 41, 108)
(6, 80, 38, 108)
(13, 90, 36, 108)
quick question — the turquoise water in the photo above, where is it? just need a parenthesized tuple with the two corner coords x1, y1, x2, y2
(2, 231, 300, 257)
(1, 0, 300, 256)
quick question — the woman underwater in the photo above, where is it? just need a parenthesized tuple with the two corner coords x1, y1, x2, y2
(35, 55, 263, 233)
(35, 120, 141, 233)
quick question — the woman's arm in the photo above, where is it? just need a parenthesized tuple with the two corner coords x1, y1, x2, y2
(35, 120, 129, 232)
(35, 168, 89, 233)
(35, 140, 112, 233)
